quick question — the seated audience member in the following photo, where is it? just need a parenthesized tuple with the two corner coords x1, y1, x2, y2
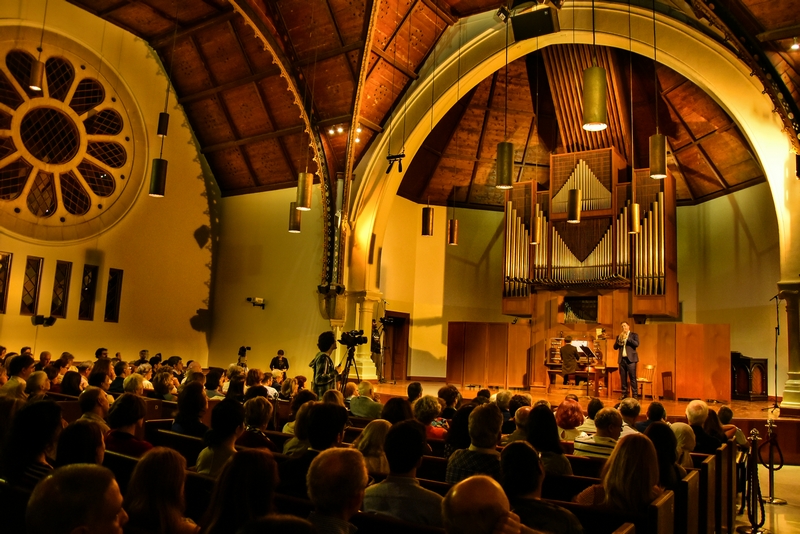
(443, 475, 528, 534)
(414, 394, 448, 440)
(225, 376, 246, 403)
(500, 441, 584, 534)
(25, 464, 128, 534)
(34, 351, 51, 371)
(446, 403, 503, 483)
(502, 405, 532, 445)
(438, 384, 461, 419)
(204, 368, 225, 398)
(636, 401, 667, 433)
(280, 376, 298, 400)
(237, 516, 314, 534)
(222, 364, 244, 394)
(56, 420, 105, 466)
(124, 447, 199, 534)
(265, 371, 282, 398)
(95, 347, 109, 360)
(503, 394, 532, 435)
(574, 407, 623, 458)
(77, 361, 93, 389)
(343, 381, 358, 405)
(123, 373, 145, 396)
(354, 418, 391, 475)
(671, 422, 697, 468)
(59, 351, 77, 373)
(350, 380, 384, 419)
(380, 397, 414, 424)
(283, 400, 314, 456)
(644, 421, 687, 491)
(0, 400, 62, 490)
(182, 360, 203, 385)
(718, 406, 748, 448)
(105, 393, 153, 457)
(136, 363, 154, 390)
(618, 397, 641, 436)
(245, 368, 263, 392)
(78, 386, 111, 433)
(278, 402, 349, 498)
(363, 420, 443, 527)
(243, 384, 269, 401)
(236, 396, 276, 451)
(704, 408, 729, 444)
(0, 353, 35, 399)
(153, 370, 177, 401)
(495, 389, 513, 425)
(686, 399, 722, 454)
(282, 389, 318, 434)
(576, 397, 604, 434)
(25, 370, 51, 401)
(526, 405, 573, 475)
(556, 399, 585, 440)
(0, 396, 25, 443)
(172, 381, 209, 438)
(322, 388, 346, 407)
(445, 404, 476, 458)
(197, 398, 245, 478)
(49, 359, 68, 387)
(180, 368, 206, 394)
(61, 370, 84, 397)
(200, 449, 279, 534)
(533, 398, 551, 410)
(407, 381, 423, 403)
(87, 371, 115, 404)
(306, 448, 368, 534)
(109, 360, 129, 394)
(168, 356, 186, 383)
(575, 434, 662, 513)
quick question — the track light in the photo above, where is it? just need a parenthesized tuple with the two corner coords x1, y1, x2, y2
(337, 126, 344, 134)
(157, 112, 170, 137)
(582, 66, 608, 131)
(328, 128, 335, 135)
(792, 38, 799, 51)
(386, 153, 405, 174)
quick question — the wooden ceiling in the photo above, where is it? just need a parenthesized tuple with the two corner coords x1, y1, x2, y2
(66, 0, 798, 207)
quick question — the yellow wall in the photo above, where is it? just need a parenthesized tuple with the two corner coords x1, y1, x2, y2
(0, 0, 213, 363)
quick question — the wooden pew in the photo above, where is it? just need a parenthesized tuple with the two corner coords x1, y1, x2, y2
(675, 469, 700, 534)
(561, 441, 575, 454)
(547, 490, 674, 534)
(57, 400, 82, 423)
(143, 418, 174, 442)
(566, 454, 607, 478)
(151, 429, 205, 468)
(184, 471, 216, 523)
(417, 455, 448, 482)
(541, 474, 599, 502)
(717, 441, 736, 534)
(274, 492, 314, 518)
(102, 450, 140, 495)
(262, 430, 294, 451)
(344, 426, 363, 444)
(690, 453, 716, 534)
(46, 391, 79, 401)
(144, 398, 164, 421)
(349, 416, 372, 428)
(0, 479, 32, 534)
(427, 438, 446, 458)
(352, 512, 445, 534)
(274, 399, 291, 430)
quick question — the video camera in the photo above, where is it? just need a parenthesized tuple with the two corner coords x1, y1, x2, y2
(339, 330, 368, 347)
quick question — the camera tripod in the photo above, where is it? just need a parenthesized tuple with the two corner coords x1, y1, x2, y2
(339, 345, 360, 393)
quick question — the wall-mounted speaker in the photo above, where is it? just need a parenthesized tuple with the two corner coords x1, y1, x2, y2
(510, 8, 560, 41)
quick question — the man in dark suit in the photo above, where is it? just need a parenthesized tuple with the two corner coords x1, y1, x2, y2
(614, 321, 639, 400)
(559, 336, 583, 385)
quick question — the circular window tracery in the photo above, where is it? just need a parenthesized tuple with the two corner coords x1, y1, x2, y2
(0, 26, 146, 242)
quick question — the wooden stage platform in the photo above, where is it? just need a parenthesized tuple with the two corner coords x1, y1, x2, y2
(372, 379, 800, 465)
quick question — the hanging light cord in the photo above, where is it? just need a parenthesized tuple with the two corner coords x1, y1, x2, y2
(652, 0, 659, 134)
(37, 0, 49, 60)
(592, 0, 598, 66)
(430, 11, 438, 133)
(629, 0, 635, 170)
(400, 7, 413, 154)
(504, 4, 509, 142)
(303, 6, 318, 174)
(387, 3, 400, 157)
(158, 0, 180, 159)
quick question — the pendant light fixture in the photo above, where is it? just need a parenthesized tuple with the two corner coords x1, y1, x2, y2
(296, 171, 313, 211)
(531, 203, 542, 245)
(648, 0, 667, 178)
(627, 0, 640, 234)
(422, 198, 434, 237)
(496, 5, 514, 190)
(582, 0, 608, 131)
(447, 189, 458, 245)
(288, 202, 301, 233)
(297, 5, 320, 208)
(531, 44, 542, 246)
(150, 2, 179, 197)
(29, 0, 48, 92)
(567, 188, 582, 223)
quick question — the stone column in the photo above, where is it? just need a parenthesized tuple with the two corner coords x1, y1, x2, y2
(342, 290, 380, 381)
(777, 284, 800, 416)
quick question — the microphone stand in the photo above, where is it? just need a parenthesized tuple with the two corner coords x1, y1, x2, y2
(763, 294, 782, 412)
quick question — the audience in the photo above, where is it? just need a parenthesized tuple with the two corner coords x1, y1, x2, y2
(446, 403, 503, 483)
(322, 388, 346, 407)
(495, 390, 513, 427)
(306, 448, 368, 534)
(686, 399, 721, 454)
(78, 386, 111, 433)
(718, 406, 749, 448)
(407, 381, 423, 403)
(60, 370, 84, 397)
(504, 394, 532, 435)
(25, 370, 50, 401)
(704, 408, 729, 445)
(123, 372, 145, 395)
(414, 394, 448, 440)
(443, 475, 526, 534)
(280, 377, 298, 400)
(236, 396, 276, 450)
(354, 418, 391, 475)
(197, 398, 245, 478)
(350, 380, 384, 418)
(172, 382, 209, 438)
(34, 350, 51, 371)
(363, 420, 443, 527)
(0, 353, 35, 399)
(501, 405, 531, 445)
(644, 421, 687, 491)
(105, 392, 153, 457)
(636, 401, 667, 433)
(380, 396, 414, 424)
(87, 371, 115, 405)
(55, 420, 105, 466)
(109, 360, 129, 394)
(0, 400, 62, 490)
(153, 370, 177, 400)
(618, 397, 641, 436)
(124, 447, 199, 533)
(573, 407, 623, 458)
(671, 422, 697, 468)
(555, 399, 585, 440)
(205, 368, 225, 398)
(26, 464, 128, 534)
(438, 384, 461, 419)
(500, 441, 584, 534)
(201, 449, 279, 534)
(136, 363, 154, 390)
(283, 389, 318, 434)
(526, 404, 573, 475)
(282, 400, 314, 456)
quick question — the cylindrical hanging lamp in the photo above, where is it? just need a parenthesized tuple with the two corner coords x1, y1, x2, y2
(157, 112, 170, 137)
(628, 202, 641, 234)
(567, 189, 582, 224)
(447, 218, 458, 245)
(149, 158, 168, 197)
(29, 60, 44, 92)
(422, 206, 434, 236)
(288, 202, 301, 233)
(530, 204, 541, 245)
(496, 142, 514, 189)
(649, 133, 667, 179)
(582, 66, 608, 131)
(296, 172, 313, 211)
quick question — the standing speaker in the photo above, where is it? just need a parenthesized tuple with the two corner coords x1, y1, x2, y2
(510, 8, 560, 41)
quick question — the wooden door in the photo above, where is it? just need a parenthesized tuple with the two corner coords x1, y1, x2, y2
(382, 311, 410, 381)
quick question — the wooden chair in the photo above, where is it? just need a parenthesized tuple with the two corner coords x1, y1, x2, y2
(637, 365, 656, 399)
(143, 418, 174, 442)
(344, 425, 363, 444)
(349, 415, 372, 428)
(274, 398, 291, 430)
(427, 438, 446, 457)
(541, 474, 599, 502)
(184, 471, 216, 523)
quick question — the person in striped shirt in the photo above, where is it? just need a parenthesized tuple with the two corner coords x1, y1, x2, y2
(573, 407, 622, 458)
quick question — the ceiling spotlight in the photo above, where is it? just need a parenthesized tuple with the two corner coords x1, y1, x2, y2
(495, 6, 510, 23)
(792, 37, 800, 51)
(355, 138, 360, 143)
(356, 127, 362, 133)
(337, 126, 344, 133)
(328, 128, 335, 135)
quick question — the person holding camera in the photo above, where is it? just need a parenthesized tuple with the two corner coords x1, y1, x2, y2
(309, 331, 341, 398)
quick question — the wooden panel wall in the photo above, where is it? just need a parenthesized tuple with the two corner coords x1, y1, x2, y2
(703, 324, 731, 402)
(508, 322, 532, 388)
(675, 324, 707, 399)
(463, 325, 488, 385)
(487, 324, 509, 387)
(446, 322, 466, 384)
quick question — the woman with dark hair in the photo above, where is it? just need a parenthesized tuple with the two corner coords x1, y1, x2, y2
(200, 449, 279, 534)
(704, 409, 729, 446)
(245, 368, 263, 391)
(225, 377, 246, 403)
(172, 382, 209, 438)
(0, 400, 63, 490)
(444, 404, 476, 458)
(61, 370, 83, 397)
(124, 447, 199, 534)
(575, 434, 663, 513)
(380, 397, 414, 424)
(106, 393, 153, 457)
(282, 389, 318, 434)
(197, 398, 245, 477)
(309, 331, 340, 398)
(437, 384, 461, 419)
(645, 421, 687, 491)
(153, 370, 177, 401)
(56, 420, 105, 466)
(205, 368, 225, 398)
(555, 399, 585, 441)
(526, 405, 573, 475)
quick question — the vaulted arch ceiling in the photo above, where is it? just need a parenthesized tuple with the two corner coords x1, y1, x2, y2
(68, 0, 800, 207)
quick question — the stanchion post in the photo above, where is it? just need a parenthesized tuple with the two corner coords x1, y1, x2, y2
(736, 429, 768, 534)
(762, 419, 787, 505)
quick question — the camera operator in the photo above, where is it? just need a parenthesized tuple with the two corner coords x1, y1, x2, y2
(309, 331, 341, 398)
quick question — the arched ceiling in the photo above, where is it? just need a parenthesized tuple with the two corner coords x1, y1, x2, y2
(67, 0, 800, 207)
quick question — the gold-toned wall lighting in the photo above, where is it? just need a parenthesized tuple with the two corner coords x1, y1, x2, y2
(296, 171, 313, 211)
(531, 203, 542, 245)
(628, 201, 641, 234)
(582, 0, 607, 131)
(149, 158, 167, 197)
(149, 2, 179, 197)
(447, 190, 458, 245)
(29, 2, 48, 91)
(288, 202, 301, 233)
(496, 141, 514, 190)
(422, 202, 434, 237)
(567, 189, 582, 223)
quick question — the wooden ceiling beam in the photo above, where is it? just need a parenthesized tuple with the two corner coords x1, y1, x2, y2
(666, 139, 695, 202)
(202, 125, 306, 153)
(178, 67, 281, 104)
(671, 122, 738, 155)
(420, 0, 457, 26)
(515, 116, 537, 184)
(150, 9, 237, 49)
(295, 42, 364, 68)
(466, 73, 498, 204)
(371, 45, 419, 80)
